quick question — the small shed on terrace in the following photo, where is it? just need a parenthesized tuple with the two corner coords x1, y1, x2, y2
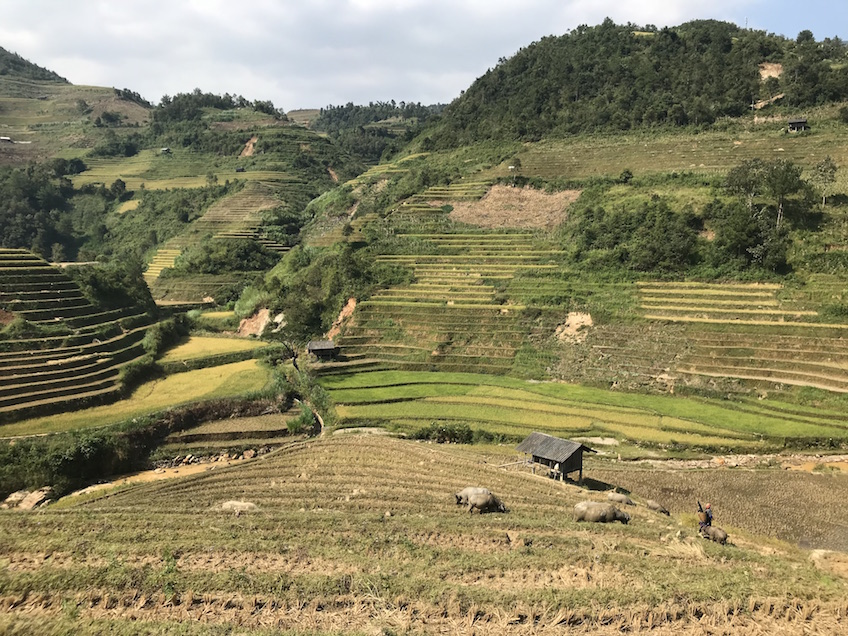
(516, 432, 595, 484)
(307, 339, 338, 360)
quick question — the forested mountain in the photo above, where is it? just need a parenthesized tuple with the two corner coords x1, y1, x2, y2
(431, 19, 848, 145)
(0, 45, 67, 82)
(311, 101, 445, 164)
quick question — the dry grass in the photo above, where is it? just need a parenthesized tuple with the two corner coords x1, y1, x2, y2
(0, 435, 846, 634)
(448, 185, 579, 229)
(588, 462, 848, 552)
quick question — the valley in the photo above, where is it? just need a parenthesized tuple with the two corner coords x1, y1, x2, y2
(3, 19, 848, 634)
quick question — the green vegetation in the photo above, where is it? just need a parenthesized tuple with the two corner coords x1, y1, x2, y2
(431, 19, 848, 145)
(0, 360, 273, 438)
(322, 370, 848, 452)
(0, 45, 67, 82)
(312, 100, 445, 163)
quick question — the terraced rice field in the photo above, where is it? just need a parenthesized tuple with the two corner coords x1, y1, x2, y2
(333, 222, 567, 375)
(1, 435, 846, 635)
(515, 125, 848, 180)
(72, 150, 301, 192)
(145, 182, 288, 297)
(0, 249, 155, 422)
(161, 411, 299, 453)
(628, 281, 848, 393)
(321, 370, 848, 449)
(159, 336, 269, 363)
(0, 359, 272, 437)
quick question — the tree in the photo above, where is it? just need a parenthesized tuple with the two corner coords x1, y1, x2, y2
(762, 159, 804, 228)
(726, 158, 766, 213)
(810, 156, 838, 207)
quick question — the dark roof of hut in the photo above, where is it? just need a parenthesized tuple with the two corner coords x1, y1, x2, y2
(307, 340, 337, 351)
(515, 432, 596, 463)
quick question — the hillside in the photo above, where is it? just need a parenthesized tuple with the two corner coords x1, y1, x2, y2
(2, 435, 847, 635)
(3, 21, 848, 636)
(0, 46, 67, 83)
(431, 19, 848, 145)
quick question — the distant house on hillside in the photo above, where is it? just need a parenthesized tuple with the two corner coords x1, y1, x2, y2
(516, 432, 596, 484)
(0, 136, 12, 143)
(788, 118, 808, 133)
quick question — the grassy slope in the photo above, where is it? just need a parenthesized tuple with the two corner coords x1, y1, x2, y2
(0, 360, 271, 437)
(158, 336, 268, 363)
(320, 370, 848, 450)
(0, 435, 845, 635)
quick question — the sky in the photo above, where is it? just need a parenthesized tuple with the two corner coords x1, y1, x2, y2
(1, 1, 846, 111)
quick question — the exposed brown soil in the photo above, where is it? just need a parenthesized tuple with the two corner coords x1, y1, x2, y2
(0, 308, 14, 326)
(555, 312, 593, 343)
(239, 135, 258, 157)
(759, 62, 783, 80)
(326, 297, 356, 340)
(448, 185, 580, 229)
(238, 308, 270, 337)
(328, 167, 339, 182)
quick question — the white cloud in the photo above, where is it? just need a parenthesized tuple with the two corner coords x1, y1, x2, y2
(0, 0, 841, 109)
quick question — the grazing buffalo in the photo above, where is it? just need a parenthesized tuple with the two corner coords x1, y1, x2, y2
(454, 487, 491, 506)
(646, 499, 670, 515)
(467, 491, 507, 514)
(574, 501, 631, 524)
(607, 492, 635, 506)
(701, 526, 728, 545)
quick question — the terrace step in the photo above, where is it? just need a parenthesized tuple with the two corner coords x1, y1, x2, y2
(676, 365, 848, 393)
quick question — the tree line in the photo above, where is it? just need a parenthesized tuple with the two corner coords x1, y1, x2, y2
(562, 157, 838, 276)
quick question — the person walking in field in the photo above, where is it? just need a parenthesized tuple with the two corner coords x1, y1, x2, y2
(697, 501, 713, 531)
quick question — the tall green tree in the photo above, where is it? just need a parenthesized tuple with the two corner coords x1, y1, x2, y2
(762, 160, 804, 228)
(810, 156, 838, 208)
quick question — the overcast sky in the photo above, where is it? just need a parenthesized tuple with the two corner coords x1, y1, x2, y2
(2, 1, 846, 111)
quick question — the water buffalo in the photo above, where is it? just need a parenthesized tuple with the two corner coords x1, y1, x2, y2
(574, 501, 630, 524)
(607, 492, 635, 506)
(467, 491, 507, 514)
(454, 487, 491, 506)
(701, 526, 728, 545)
(646, 499, 670, 515)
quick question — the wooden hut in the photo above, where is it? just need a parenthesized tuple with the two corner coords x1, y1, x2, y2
(788, 118, 808, 132)
(516, 432, 595, 484)
(306, 339, 338, 360)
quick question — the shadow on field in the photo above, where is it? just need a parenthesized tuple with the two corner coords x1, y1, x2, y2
(578, 477, 616, 492)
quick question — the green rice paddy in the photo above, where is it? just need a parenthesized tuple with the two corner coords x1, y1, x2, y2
(322, 370, 848, 450)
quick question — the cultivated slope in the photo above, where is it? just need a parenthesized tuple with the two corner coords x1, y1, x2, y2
(0, 248, 154, 422)
(1, 435, 846, 635)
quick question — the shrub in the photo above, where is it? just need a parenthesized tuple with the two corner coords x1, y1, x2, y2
(142, 316, 190, 357)
(287, 402, 316, 434)
(413, 422, 473, 444)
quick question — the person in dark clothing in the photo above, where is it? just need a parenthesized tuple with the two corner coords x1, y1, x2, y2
(697, 501, 713, 531)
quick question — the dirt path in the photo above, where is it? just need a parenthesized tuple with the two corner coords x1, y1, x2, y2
(65, 460, 247, 498)
(628, 453, 848, 472)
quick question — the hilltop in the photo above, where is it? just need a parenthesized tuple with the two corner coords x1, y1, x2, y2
(431, 19, 848, 145)
(0, 45, 67, 83)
